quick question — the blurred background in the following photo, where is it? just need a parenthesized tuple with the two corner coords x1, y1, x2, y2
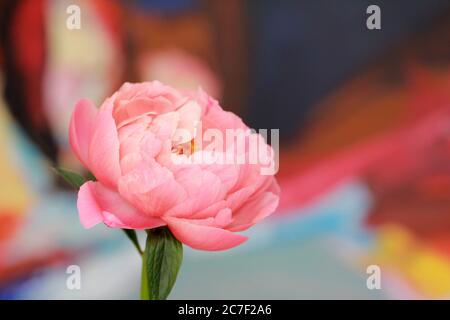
(0, 0, 450, 299)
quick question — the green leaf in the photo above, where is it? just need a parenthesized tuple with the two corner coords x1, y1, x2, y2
(86, 171, 97, 181)
(122, 229, 142, 255)
(53, 167, 86, 190)
(141, 227, 183, 300)
(53, 167, 96, 190)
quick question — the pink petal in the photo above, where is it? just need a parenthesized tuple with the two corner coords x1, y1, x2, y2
(140, 132, 163, 161)
(227, 191, 279, 232)
(119, 129, 146, 157)
(188, 86, 219, 116)
(214, 208, 233, 227)
(193, 200, 228, 219)
(116, 81, 182, 104)
(268, 179, 281, 195)
(226, 186, 255, 211)
(69, 98, 98, 167)
(118, 160, 173, 195)
(78, 181, 166, 229)
(173, 100, 201, 144)
(230, 162, 265, 194)
(202, 103, 246, 134)
(119, 128, 163, 162)
(199, 158, 240, 194)
(166, 167, 224, 217)
(94, 182, 166, 229)
(88, 100, 121, 188)
(114, 97, 173, 126)
(117, 120, 148, 143)
(151, 112, 179, 141)
(119, 153, 143, 176)
(118, 162, 187, 216)
(77, 182, 104, 228)
(165, 217, 247, 251)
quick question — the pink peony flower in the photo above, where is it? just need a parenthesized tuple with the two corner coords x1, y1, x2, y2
(69, 81, 280, 251)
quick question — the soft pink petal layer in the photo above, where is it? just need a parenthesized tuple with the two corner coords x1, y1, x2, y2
(69, 98, 97, 166)
(77, 182, 104, 228)
(114, 97, 173, 126)
(166, 167, 224, 218)
(165, 217, 247, 251)
(88, 100, 121, 188)
(116, 82, 182, 106)
(227, 189, 279, 232)
(77, 181, 166, 229)
(118, 161, 187, 216)
(173, 101, 201, 144)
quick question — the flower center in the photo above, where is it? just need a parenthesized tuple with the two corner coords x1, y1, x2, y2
(171, 139, 196, 155)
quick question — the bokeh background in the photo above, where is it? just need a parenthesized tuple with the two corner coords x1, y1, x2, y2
(1, 0, 450, 299)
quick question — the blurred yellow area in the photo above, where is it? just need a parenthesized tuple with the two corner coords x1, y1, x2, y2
(0, 79, 33, 217)
(373, 225, 450, 298)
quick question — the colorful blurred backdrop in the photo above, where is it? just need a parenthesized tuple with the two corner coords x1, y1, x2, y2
(0, 0, 450, 299)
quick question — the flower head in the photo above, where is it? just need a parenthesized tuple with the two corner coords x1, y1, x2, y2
(70, 81, 280, 250)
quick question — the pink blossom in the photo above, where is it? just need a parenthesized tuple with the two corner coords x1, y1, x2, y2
(69, 81, 279, 251)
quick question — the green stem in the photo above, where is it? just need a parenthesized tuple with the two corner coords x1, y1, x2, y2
(140, 227, 183, 300)
(140, 244, 150, 300)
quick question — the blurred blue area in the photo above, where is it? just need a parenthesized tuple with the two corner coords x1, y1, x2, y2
(246, 0, 450, 139)
(125, 0, 200, 14)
